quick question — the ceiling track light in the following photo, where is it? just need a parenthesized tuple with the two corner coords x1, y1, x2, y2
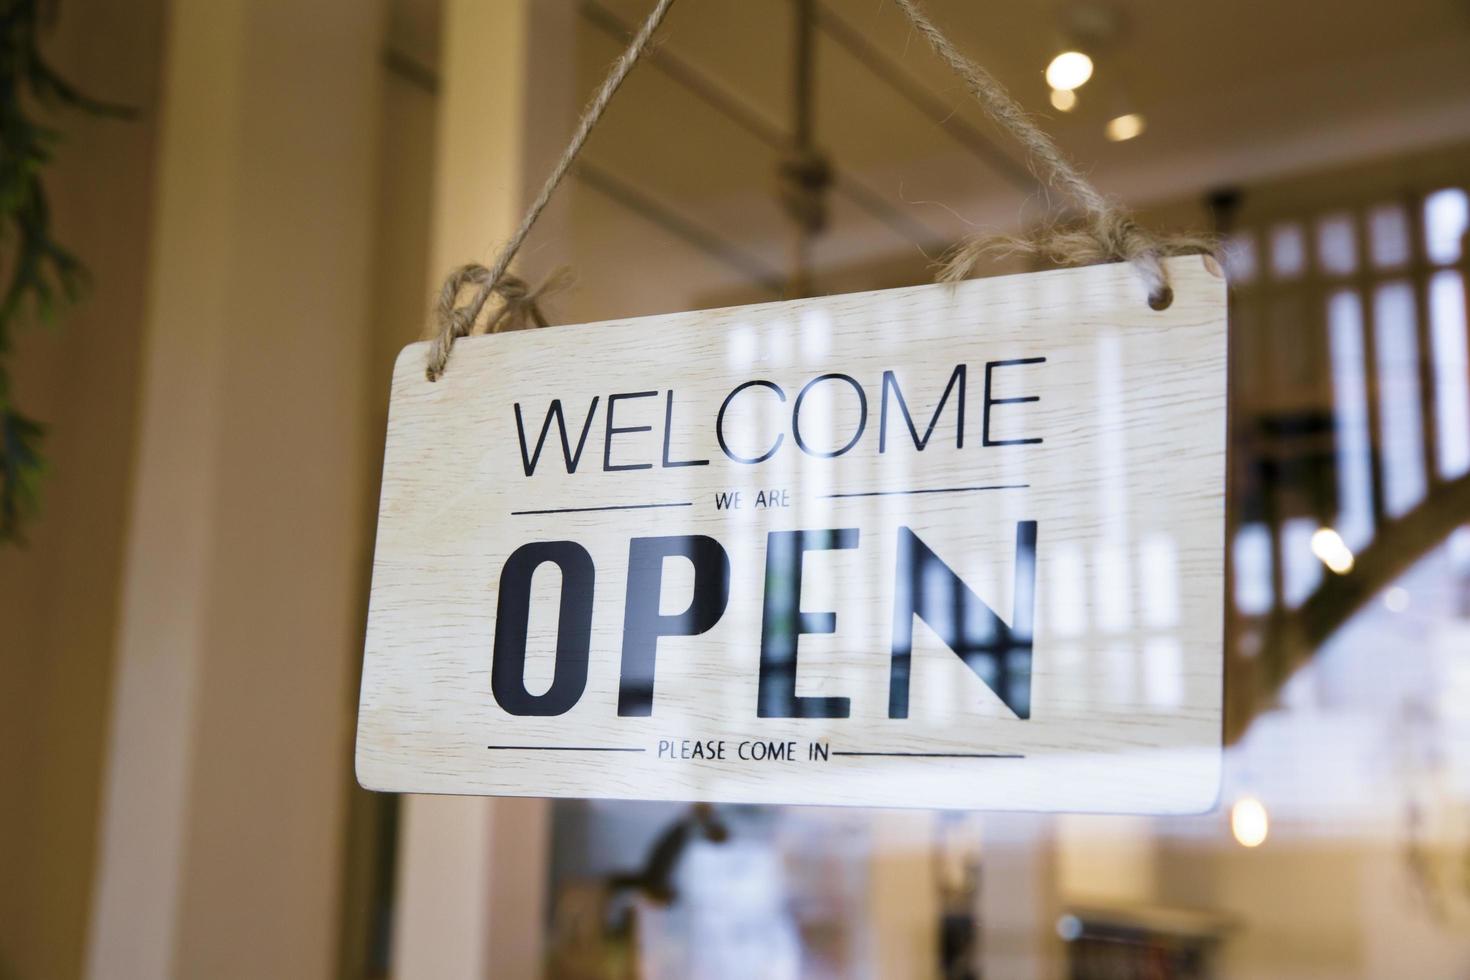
(1045, 50, 1094, 92)
(1231, 796, 1269, 848)
(1105, 112, 1146, 142)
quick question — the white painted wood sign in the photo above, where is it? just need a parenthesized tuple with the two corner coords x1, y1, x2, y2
(357, 256, 1227, 812)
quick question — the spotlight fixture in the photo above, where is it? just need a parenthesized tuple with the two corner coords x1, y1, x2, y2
(1045, 51, 1094, 92)
(1230, 796, 1269, 848)
(1104, 112, 1146, 142)
(1309, 527, 1355, 575)
(1050, 88, 1078, 112)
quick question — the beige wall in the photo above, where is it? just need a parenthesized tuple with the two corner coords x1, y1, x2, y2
(78, 0, 385, 977)
(0, 0, 164, 976)
(336, 18, 444, 979)
(388, 2, 560, 978)
(0, 0, 545, 974)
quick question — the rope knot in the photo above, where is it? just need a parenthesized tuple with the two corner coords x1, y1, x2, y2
(425, 266, 573, 382)
(448, 305, 478, 337)
(425, 0, 678, 381)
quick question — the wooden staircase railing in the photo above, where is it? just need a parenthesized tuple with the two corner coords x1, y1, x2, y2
(1222, 186, 1470, 742)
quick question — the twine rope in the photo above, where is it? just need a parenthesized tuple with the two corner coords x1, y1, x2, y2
(890, 0, 1214, 306)
(427, 0, 1211, 380)
(425, 0, 679, 381)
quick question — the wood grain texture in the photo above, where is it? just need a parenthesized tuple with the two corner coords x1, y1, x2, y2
(357, 256, 1227, 812)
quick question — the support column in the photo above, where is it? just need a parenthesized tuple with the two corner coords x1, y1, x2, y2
(866, 811, 943, 979)
(979, 816, 1065, 980)
(388, 1, 569, 978)
(84, 0, 384, 976)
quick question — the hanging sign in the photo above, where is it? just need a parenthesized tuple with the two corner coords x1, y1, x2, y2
(356, 256, 1227, 812)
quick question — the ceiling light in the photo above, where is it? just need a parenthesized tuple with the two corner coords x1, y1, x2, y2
(1310, 527, 1355, 575)
(1105, 113, 1146, 142)
(1050, 88, 1078, 112)
(1231, 796, 1269, 848)
(1045, 51, 1094, 92)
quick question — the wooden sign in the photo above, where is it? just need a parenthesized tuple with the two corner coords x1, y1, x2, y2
(356, 257, 1227, 812)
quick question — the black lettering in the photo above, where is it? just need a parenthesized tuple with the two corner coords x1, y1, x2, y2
(889, 523, 1037, 719)
(514, 398, 600, 476)
(618, 535, 731, 716)
(717, 380, 786, 464)
(879, 365, 966, 453)
(792, 373, 868, 458)
(491, 541, 595, 716)
(758, 528, 857, 718)
(604, 390, 658, 471)
(662, 390, 709, 468)
(982, 358, 1046, 447)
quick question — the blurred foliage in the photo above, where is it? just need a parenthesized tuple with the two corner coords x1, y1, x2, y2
(0, 0, 127, 544)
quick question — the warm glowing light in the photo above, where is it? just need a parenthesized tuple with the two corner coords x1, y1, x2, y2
(1310, 527, 1355, 575)
(1231, 796, 1269, 848)
(1105, 113, 1146, 142)
(1050, 88, 1078, 112)
(1045, 51, 1094, 91)
(1384, 586, 1410, 613)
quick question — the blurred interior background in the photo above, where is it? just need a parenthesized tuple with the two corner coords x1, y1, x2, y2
(2, 0, 1470, 977)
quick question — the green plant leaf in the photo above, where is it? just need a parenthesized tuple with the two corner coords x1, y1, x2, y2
(0, 0, 130, 545)
(0, 402, 46, 544)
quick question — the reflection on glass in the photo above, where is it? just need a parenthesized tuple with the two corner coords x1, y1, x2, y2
(1144, 637, 1184, 708)
(1368, 203, 1411, 268)
(1224, 232, 1259, 283)
(1328, 290, 1376, 550)
(1316, 213, 1358, 275)
(1234, 523, 1274, 615)
(1383, 585, 1410, 613)
(1373, 282, 1426, 517)
(1047, 541, 1088, 638)
(1429, 271, 1470, 479)
(1283, 518, 1323, 605)
(1269, 223, 1306, 279)
(1424, 187, 1469, 264)
(1139, 534, 1179, 630)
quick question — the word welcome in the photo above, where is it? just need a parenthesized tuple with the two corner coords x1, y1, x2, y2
(513, 358, 1046, 476)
